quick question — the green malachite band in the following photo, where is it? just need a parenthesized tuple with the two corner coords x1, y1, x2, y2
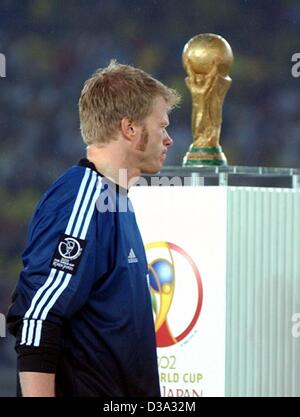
(189, 147, 222, 154)
(184, 159, 227, 166)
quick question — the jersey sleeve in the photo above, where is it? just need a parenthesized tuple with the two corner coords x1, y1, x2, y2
(7, 167, 103, 373)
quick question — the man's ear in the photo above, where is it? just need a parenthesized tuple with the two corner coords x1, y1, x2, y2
(120, 117, 139, 141)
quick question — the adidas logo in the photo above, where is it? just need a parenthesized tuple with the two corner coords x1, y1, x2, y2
(128, 248, 138, 263)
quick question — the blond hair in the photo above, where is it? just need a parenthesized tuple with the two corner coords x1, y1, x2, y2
(79, 60, 180, 145)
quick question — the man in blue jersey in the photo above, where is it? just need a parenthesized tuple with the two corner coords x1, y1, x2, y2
(7, 61, 180, 397)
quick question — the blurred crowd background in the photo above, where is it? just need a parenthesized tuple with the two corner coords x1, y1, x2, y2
(1, 0, 300, 395)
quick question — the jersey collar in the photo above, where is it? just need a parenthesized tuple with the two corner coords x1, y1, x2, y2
(78, 158, 128, 194)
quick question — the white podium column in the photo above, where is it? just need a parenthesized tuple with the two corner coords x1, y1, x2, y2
(226, 187, 300, 397)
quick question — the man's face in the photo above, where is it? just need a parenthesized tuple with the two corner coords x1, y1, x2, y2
(134, 96, 173, 174)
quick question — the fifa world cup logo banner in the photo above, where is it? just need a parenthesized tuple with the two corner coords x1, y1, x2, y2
(146, 242, 203, 347)
(131, 186, 227, 396)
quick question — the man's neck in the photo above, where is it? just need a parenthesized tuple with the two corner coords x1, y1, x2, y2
(86, 144, 140, 189)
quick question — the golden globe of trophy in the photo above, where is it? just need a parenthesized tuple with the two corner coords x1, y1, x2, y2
(182, 33, 234, 166)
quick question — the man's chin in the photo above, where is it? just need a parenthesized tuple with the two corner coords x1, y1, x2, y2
(142, 166, 161, 175)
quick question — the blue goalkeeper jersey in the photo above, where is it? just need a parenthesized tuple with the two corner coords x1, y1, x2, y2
(7, 158, 160, 397)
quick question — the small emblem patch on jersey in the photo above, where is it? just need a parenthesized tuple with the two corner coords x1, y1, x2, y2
(51, 234, 87, 274)
(128, 248, 138, 263)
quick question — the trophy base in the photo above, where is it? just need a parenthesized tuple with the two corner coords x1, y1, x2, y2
(182, 145, 227, 167)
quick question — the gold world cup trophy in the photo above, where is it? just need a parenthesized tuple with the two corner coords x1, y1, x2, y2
(182, 33, 234, 166)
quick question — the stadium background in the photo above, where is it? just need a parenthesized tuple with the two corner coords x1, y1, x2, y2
(1, 0, 300, 396)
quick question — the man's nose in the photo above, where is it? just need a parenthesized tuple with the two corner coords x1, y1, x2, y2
(164, 133, 173, 148)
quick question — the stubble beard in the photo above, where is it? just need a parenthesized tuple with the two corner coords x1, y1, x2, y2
(135, 125, 149, 152)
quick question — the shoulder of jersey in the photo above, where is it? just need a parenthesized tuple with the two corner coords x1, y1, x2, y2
(37, 165, 94, 213)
